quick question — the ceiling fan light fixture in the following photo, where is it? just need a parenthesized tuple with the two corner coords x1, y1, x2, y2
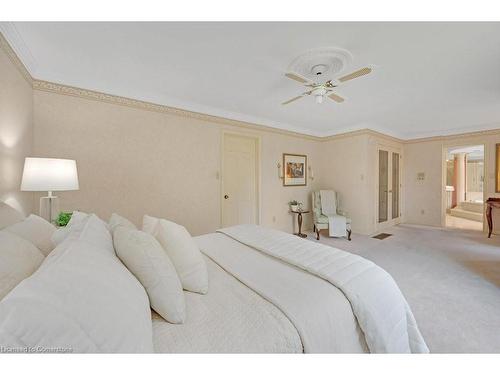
(315, 94, 324, 104)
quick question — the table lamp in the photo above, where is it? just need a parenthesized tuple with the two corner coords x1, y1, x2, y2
(21, 157, 79, 223)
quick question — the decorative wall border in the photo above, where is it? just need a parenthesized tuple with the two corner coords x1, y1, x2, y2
(2, 30, 500, 145)
(29, 79, 500, 145)
(32, 79, 322, 141)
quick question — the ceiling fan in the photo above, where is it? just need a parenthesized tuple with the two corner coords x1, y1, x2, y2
(282, 67, 372, 105)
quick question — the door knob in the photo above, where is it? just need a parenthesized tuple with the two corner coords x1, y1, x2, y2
(224, 195, 229, 199)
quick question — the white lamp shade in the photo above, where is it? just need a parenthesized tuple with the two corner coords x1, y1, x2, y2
(21, 157, 79, 192)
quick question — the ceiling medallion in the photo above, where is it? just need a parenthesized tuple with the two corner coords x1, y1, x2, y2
(287, 47, 353, 82)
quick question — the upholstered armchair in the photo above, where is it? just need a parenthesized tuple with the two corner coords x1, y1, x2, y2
(312, 190, 352, 241)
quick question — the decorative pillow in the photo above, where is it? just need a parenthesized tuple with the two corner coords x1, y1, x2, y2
(109, 213, 137, 233)
(0, 201, 25, 230)
(143, 215, 208, 294)
(0, 214, 153, 352)
(114, 226, 186, 323)
(0, 231, 44, 300)
(5, 215, 56, 256)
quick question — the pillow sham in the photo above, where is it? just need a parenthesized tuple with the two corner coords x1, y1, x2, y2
(0, 231, 44, 300)
(143, 215, 208, 294)
(114, 226, 186, 323)
(5, 214, 56, 256)
(109, 213, 137, 233)
(0, 214, 153, 352)
(0, 201, 24, 230)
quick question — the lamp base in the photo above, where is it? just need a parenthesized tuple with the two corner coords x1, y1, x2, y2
(40, 195, 59, 223)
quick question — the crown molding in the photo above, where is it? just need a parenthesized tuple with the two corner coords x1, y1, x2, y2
(31, 79, 500, 145)
(404, 127, 500, 144)
(320, 128, 404, 144)
(0, 29, 33, 85)
(2, 29, 500, 145)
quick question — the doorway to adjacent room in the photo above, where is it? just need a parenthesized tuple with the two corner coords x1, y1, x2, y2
(444, 145, 484, 231)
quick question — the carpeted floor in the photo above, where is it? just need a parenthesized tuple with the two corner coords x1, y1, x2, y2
(306, 224, 500, 353)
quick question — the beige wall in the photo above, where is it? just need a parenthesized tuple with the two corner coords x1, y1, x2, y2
(319, 134, 372, 234)
(404, 133, 500, 232)
(319, 132, 404, 235)
(31, 84, 500, 237)
(33, 90, 321, 235)
(0, 44, 33, 215)
(403, 140, 443, 226)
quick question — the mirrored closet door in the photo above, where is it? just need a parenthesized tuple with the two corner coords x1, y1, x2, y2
(378, 147, 402, 229)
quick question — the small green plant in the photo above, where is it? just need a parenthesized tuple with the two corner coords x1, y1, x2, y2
(56, 212, 72, 227)
(289, 200, 299, 206)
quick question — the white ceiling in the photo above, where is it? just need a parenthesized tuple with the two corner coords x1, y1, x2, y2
(2, 22, 500, 139)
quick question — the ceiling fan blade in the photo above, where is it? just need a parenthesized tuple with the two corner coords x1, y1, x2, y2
(282, 96, 304, 105)
(285, 72, 310, 84)
(328, 93, 345, 103)
(338, 67, 372, 82)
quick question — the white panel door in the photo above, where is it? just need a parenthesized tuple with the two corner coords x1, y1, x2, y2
(222, 134, 257, 227)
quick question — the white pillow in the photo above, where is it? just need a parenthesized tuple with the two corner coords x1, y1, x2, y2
(5, 215, 56, 256)
(114, 226, 186, 323)
(109, 213, 137, 233)
(143, 215, 208, 294)
(0, 201, 24, 230)
(66, 210, 89, 229)
(0, 215, 153, 352)
(50, 211, 89, 247)
(0, 231, 44, 300)
(50, 214, 113, 258)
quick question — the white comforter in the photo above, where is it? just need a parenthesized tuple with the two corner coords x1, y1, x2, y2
(197, 233, 367, 353)
(216, 225, 429, 353)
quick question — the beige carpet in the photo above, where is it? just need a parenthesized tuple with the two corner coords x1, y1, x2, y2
(306, 225, 500, 353)
(446, 214, 483, 231)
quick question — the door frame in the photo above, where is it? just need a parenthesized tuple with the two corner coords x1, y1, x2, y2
(441, 141, 487, 231)
(220, 130, 262, 228)
(376, 144, 403, 231)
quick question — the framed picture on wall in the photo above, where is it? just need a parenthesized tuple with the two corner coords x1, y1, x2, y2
(283, 153, 307, 186)
(496, 144, 500, 193)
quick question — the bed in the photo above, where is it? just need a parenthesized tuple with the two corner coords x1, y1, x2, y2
(0, 204, 428, 353)
(153, 227, 427, 353)
(153, 236, 366, 353)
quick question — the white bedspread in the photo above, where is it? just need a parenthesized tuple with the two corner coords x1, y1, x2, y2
(217, 225, 429, 353)
(153, 251, 303, 353)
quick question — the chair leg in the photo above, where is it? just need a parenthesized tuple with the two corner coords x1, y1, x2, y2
(316, 227, 320, 240)
(347, 229, 352, 241)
